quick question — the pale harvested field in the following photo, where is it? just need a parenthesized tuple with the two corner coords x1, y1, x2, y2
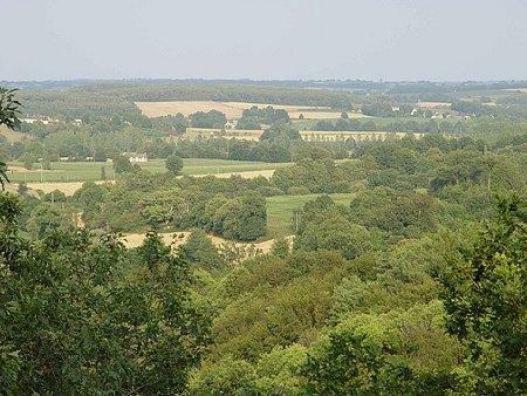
(24, 180, 114, 196)
(136, 100, 361, 120)
(120, 231, 291, 255)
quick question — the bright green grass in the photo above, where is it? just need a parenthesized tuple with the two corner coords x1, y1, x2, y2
(266, 193, 354, 239)
(7, 161, 117, 183)
(7, 159, 291, 183)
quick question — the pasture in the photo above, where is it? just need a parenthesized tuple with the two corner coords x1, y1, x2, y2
(266, 193, 355, 238)
(135, 100, 359, 120)
(6, 158, 290, 183)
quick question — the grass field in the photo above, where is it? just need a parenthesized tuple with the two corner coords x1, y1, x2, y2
(135, 100, 356, 120)
(266, 193, 354, 238)
(6, 158, 291, 183)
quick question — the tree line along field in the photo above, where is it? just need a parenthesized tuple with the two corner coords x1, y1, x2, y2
(6, 158, 291, 183)
(184, 127, 424, 142)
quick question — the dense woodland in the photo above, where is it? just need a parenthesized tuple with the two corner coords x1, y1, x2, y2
(1, 81, 527, 393)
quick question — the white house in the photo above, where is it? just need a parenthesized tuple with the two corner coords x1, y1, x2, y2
(126, 153, 148, 163)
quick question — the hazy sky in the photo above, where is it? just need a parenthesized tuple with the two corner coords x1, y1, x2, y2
(2, 0, 527, 81)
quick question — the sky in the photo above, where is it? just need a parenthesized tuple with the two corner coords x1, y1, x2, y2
(1, 0, 527, 82)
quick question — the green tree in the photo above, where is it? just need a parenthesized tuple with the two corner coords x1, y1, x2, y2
(0, 199, 209, 393)
(179, 229, 225, 272)
(0, 88, 21, 190)
(214, 192, 267, 241)
(165, 154, 184, 174)
(113, 155, 133, 173)
(439, 196, 527, 394)
(302, 302, 462, 394)
(190, 110, 227, 129)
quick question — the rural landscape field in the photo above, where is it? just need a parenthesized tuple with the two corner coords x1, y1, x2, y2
(1, 0, 527, 394)
(135, 100, 351, 119)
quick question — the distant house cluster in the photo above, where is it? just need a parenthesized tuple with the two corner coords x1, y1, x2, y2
(124, 152, 148, 163)
(21, 116, 82, 126)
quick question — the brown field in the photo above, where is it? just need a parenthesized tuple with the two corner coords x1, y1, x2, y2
(120, 231, 292, 255)
(23, 180, 114, 196)
(135, 100, 362, 120)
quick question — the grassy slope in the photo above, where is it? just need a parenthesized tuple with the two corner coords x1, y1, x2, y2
(7, 158, 291, 183)
(266, 193, 354, 239)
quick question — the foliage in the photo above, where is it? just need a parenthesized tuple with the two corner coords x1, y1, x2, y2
(179, 229, 225, 272)
(113, 155, 133, 173)
(0, 88, 21, 131)
(0, 87, 21, 189)
(302, 302, 462, 394)
(165, 153, 184, 174)
(439, 195, 527, 393)
(190, 110, 227, 129)
(0, 196, 210, 393)
(237, 105, 290, 129)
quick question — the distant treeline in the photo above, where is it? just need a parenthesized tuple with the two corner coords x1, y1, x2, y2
(313, 117, 467, 134)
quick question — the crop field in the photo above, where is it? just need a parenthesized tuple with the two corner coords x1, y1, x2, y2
(266, 193, 355, 238)
(135, 100, 359, 120)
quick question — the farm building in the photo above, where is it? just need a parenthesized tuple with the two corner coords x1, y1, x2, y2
(126, 153, 148, 163)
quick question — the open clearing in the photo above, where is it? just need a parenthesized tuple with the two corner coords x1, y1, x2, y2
(120, 231, 282, 255)
(7, 158, 290, 184)
(135, 100, 361, 119)
(266, 193, 355, 238)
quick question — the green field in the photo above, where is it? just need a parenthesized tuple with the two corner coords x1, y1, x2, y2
(6, 159, 291, 183)
(266, 193, 354, 238)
